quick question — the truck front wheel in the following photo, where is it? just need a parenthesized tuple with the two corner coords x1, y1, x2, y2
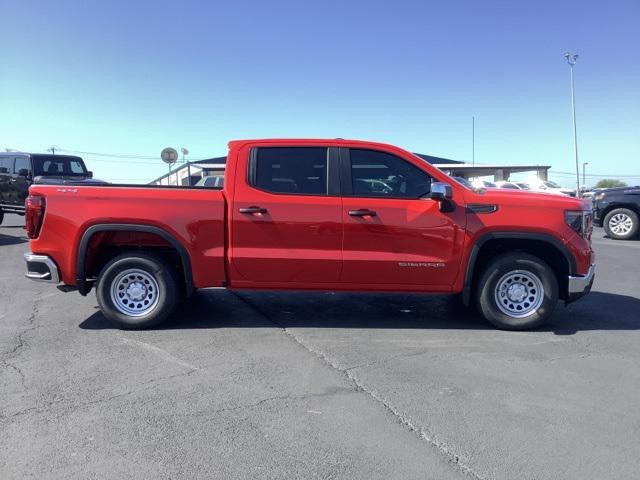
(96, 253, 178, 329)
(476, 253, 558, 330)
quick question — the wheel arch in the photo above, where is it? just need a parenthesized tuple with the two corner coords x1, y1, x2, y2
(601, 203, 640, 223)
(76, 224, 194, 296)
(462, 232, 576, 306)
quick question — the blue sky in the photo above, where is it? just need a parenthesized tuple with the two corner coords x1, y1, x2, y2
(1, 0, 639, 186)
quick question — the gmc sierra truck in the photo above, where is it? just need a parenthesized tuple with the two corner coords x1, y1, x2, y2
(23, 139, 595, 330)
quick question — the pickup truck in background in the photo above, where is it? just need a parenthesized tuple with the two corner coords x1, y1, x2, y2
(0, 152, 104, 224)
(592, 186, 640, 240)
(23, 139, 595, 330)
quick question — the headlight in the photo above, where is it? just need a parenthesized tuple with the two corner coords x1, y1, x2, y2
(565, 210, 593, 239)
(593, 192, 605, 201)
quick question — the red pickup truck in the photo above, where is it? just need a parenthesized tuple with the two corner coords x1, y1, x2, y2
(23, 139, 595, 330)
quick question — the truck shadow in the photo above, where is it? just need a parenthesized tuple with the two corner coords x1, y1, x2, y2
(0, 232, 28, 246)
(79, 290, 640, 335)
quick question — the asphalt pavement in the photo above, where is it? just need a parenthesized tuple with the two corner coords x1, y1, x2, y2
(1, 213, 639, 480)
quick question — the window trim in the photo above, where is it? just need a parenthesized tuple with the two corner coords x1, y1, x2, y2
(247, 146, 340, 197)
(340, 147, 433, 200)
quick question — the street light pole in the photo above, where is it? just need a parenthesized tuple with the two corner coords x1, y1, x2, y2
(564, 53, 580, 197)
(472, 116, 475, 167)
(582, 162, 588, 187)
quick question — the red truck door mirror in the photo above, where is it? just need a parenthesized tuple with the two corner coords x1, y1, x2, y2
(428, 182, 453, 201)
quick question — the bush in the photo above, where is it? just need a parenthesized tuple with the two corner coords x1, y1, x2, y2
(594, 179, 627, 189)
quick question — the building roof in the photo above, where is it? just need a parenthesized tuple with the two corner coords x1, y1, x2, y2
(433, 163, 551, 177)
(413, 153, 464, 165)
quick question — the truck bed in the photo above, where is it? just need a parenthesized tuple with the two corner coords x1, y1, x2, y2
(28, 184, 227, 289)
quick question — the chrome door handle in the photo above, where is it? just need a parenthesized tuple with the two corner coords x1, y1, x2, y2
(348, 209, 377, 217)
(239, 206, 268, 214)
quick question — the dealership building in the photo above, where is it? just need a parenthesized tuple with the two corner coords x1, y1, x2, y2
(150, 153, 551, 186)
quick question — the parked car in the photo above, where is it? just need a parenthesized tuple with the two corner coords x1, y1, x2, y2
(528, 180, 574, 196)
(451, 176, 473, 188)
(472, 179, 497, 189)
(23, 138, 595, 331)
(0, 153, 104, 224)
(593, 186, 640, 240)
(495, 181, 527, 190)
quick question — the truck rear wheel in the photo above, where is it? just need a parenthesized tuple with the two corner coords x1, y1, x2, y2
(476, 253, 558, 330)
(0, 209, 4, 225)
(96, 253, 178, 329)
(603, 208, 638, 240)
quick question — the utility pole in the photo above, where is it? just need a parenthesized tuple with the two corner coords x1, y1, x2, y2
(472, 116, 475, 167)
(564, 53, 580, 197)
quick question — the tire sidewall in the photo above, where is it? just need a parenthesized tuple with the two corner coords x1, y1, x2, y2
(477, 254, 558, 330)
(604, 208, 639, 240)
(96, 254, 177, 329)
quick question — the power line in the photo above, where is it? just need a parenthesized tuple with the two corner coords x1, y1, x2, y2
(550, 170, 640, 178)
(58, 148, 214, 162)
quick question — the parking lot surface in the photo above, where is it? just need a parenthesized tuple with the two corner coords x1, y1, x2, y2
(1, 215, 639, 479)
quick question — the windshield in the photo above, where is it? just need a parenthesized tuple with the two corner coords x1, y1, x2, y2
(543, 180, 562, 188)
(32, 155, 88, 176)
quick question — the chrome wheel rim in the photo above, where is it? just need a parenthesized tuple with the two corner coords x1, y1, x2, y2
(110, 268, 160, 317)
(609, 213, 633, 236)
(494, 270, 544, 318)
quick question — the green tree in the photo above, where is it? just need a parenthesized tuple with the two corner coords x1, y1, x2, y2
(594, 179, 627, 189)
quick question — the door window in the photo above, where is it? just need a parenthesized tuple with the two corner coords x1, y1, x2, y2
(251, 147, 328, 195)
(13, 157, 31, 175)
(349, 149, 431, 198)
(0, 157, 11, 174)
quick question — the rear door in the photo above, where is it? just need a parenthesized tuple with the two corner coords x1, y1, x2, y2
(229, 145, 343, 285)
(340, 147, 466, 288)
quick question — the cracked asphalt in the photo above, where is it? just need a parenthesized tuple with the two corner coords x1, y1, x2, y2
(1, 215, 639, 479)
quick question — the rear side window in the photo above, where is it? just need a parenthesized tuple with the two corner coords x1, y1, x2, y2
(349, 149, 432, 198)
(251, 147, 328, 195)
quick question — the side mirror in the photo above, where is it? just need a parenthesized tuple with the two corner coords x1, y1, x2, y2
(0, 167, 8, 174)
(18, 168, 31, 178)
(86, 171, 93, 178)
(428, 182, 453, 201)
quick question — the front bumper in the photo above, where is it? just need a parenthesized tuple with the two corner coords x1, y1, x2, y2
(566, 264, 595, 303)
(24, 253, 60, 283)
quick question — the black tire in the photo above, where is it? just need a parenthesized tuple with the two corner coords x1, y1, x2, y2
(603, 208, 639, 240)
(96, 253, 178, 329)
(476, 253, 558, 330)
(0, 209, 4, 225)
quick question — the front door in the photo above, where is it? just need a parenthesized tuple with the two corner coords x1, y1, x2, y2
(12, 156, 32, 207)
(0, 156, 13, 207)
(340, 148, 466, 288)
(230, 145, 343, 285)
